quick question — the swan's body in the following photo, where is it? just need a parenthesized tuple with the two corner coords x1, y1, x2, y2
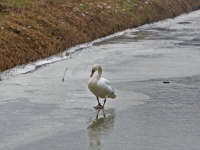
(88, 64, 116, 109)
(88, 77, 115, 99)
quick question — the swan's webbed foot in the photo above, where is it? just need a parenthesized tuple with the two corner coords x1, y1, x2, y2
(94, 103, 104, 109)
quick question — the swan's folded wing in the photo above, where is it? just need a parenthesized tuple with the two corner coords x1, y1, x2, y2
(98, 78, 115, 93)
(100, 78, 112, 86)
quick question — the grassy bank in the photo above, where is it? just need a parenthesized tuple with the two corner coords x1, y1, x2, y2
(0, 0, 200, 72)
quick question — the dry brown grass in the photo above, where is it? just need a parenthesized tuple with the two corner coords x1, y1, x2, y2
(0, 0, 200, 72)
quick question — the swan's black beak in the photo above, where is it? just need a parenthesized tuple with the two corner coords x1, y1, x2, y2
(90, 70, 95, 77)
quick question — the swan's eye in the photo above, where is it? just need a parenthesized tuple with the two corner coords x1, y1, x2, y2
(92, 69, 95, 72)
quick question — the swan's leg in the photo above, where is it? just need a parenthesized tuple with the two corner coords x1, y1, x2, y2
(97, 97, 101, 105)
(94, 97, 104, 109)
(103, 99, 107, 107)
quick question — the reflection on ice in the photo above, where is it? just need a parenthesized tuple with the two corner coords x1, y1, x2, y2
(87, 109, 116, 150)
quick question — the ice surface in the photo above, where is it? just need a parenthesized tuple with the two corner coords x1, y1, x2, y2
(0, 10, 200, 150)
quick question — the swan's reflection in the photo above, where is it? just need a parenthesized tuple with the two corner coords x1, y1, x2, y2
(87, 109, 116, 150)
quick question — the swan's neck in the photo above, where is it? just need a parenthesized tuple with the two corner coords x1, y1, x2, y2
(96, 66, 102, 79)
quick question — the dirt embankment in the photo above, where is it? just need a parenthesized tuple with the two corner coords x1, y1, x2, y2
(0, 0, 200, 72)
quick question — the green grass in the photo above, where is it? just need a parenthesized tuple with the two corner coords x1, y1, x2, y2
(123, 2, 134, 15)
(1, 0, 32, 8)
(80, 4, 89, 10)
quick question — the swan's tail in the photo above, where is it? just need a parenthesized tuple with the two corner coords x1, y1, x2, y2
(112, 94, 117, 99)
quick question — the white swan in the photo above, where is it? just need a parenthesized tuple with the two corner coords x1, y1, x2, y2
(88, 64, 117, 109)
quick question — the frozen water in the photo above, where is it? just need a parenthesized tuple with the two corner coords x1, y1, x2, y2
(0, 10, 200, 150)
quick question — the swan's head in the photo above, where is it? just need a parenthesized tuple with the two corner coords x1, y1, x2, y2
(90, 64, 100, 77)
